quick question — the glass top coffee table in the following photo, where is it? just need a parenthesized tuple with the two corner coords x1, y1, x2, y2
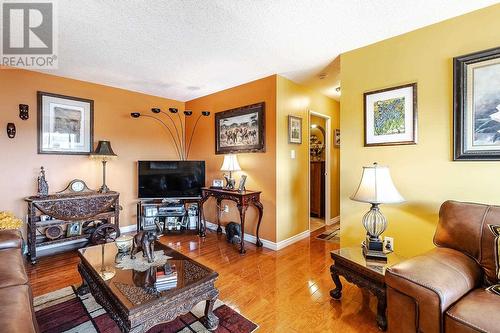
(77, 241, 219, 332)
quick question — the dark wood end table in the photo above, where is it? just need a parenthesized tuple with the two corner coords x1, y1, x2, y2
(77, 241, 219, 332)
(330, 247, 404, 331)
(199, 187, 263, 254)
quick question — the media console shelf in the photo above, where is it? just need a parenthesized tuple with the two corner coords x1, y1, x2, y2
(136, 198, 201, 234)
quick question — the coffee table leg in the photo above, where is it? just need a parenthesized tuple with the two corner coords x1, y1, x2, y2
(201, 298, 219, 331)
(76, 264, 90, 296)
(376, 293, 387, 331)
(329, 265, 342, 300)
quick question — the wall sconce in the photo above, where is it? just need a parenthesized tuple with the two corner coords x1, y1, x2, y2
(19, 104, 29, 120)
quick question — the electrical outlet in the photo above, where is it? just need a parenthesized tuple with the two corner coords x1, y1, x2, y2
(384, 236, 394, 252)
(223, 205, 229, 213)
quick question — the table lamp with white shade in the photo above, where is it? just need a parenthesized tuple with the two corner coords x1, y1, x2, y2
(350, 162, 404, 260)
(220, 154, 241, 190)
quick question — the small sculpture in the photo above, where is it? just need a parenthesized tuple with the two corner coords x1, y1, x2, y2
(224, 174, 236, 190)
(132, 266, 157, 293)
(130, 230, 157, 263)
(225, 222, 241, 244)
(37, 167, 49, 197)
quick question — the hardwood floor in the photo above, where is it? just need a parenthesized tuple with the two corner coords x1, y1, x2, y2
(26, 228, 380, 333)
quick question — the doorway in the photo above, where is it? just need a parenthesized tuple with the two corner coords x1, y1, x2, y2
(309, 111, 331, 232)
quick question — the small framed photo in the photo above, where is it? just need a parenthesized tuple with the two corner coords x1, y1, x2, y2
(334, 129, 340, 147)
(288, 115, 302, 144)
(37, 91, 94, 155)
(454, 47, 500, 160)
(238, 175, 247, 192)
(364, 83, 417, 147)
(212, 179, 224, 188)
(66, 222, 82, 237)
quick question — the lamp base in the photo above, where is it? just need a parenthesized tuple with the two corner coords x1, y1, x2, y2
(362, 238, 387, 261)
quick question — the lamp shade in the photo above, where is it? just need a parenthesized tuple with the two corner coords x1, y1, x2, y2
(350, 163, 404, 204)
(220, 154, 241, 172)
(91, 141, 117, 158)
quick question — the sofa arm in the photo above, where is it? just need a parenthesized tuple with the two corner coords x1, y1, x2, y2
(386, 247, 482, 333)
(0, 229, 23, 250)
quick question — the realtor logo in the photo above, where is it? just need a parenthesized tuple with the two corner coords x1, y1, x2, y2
(1, 1, 58, 68)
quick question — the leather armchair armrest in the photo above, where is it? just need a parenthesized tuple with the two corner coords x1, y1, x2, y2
(0, 230, 23, 250)
(386, 247, 482, 333)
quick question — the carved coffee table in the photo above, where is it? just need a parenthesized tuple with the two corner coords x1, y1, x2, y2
(330, 247, 404, 331)
(77, 241, 219, 332)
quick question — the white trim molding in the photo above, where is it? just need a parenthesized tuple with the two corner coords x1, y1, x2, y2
(328, 216, 340, 226)
(204, 221, 310, 251)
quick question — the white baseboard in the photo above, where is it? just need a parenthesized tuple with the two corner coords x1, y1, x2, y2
(204, 221, 310, 251)
(328, 216, 340, 226)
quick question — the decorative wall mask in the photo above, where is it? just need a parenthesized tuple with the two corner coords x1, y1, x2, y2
(19, 104, 29, 120)
(6, 123, 16, 138)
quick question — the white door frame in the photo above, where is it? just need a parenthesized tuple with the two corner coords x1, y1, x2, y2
(308, 110, 331, 230)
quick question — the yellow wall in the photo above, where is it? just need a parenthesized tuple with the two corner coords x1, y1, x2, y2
(185, 75, 277, 242)
(0, 69, 184, 228)
(276, 76, 339, 242)
(340, 4, 500, 257)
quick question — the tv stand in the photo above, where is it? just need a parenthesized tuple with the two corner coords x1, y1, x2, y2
(136, 198, 201, 234)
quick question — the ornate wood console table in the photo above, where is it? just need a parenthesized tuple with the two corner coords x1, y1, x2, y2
(199, 187, 263, 254)
(330, 247, 404, 331)
(26, 191, 120, 264)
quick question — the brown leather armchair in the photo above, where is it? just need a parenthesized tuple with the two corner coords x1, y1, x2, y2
(0, 229, 38, 333)
(386, 201, 500, 333)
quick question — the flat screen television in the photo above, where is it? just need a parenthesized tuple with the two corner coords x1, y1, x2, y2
(138, 161, 205, 198)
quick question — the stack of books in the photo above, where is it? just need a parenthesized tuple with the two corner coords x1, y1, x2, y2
(154, 264, 177, 291)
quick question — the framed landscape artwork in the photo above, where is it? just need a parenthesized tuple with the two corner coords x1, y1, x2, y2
(364, 83, 417, 147)
(334, 128, 340, 147)
(37, 92, 94, 155)
(215, 102, 265, 154)
(288, 115, 302, 144)
(454, 47, 500, 160)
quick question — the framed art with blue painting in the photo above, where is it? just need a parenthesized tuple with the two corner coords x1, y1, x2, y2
(454, 47, 500, 160)
(364, 83, 417, 147)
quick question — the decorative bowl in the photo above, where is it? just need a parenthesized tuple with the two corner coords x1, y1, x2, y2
(115, 234, 133, 253)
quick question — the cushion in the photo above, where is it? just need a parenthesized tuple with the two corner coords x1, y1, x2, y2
(480, 212, 500, 285)
(0, 285, 37, 333)
(0, 248, 28, 288)
(445, 289, 500, 333)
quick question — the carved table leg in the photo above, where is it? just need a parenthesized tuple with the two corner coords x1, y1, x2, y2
(201, 297, 219, 331)
(253, 201, 264, 247)
(76, 264, 90, 296)
(329, 265, 342, 300)
(199, 195, 208, 238)
(237, 204, 247, 254)
(216, 198, 223, 234)
(376, 293, 387, 331)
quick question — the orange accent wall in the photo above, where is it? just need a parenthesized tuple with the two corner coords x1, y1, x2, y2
(0, 69, 184, 227)
(185, 75, 277, 242)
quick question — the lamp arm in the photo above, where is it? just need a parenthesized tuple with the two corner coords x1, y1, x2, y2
(160, 111, 184, 160)
(176, 111, 186, 160)
(186, 114, 202, 160)
(140, 115, 182, 159)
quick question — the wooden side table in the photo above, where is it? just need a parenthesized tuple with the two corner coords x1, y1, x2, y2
(199, 187, 263, 254)
(330, 247, 404, 331)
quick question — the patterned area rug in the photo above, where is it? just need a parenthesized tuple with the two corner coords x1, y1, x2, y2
(34, 286, 259, 333)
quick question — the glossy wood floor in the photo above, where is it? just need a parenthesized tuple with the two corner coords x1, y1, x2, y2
(26, 228, 380, 333)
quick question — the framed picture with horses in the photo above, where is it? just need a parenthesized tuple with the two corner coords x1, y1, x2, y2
(215, 102, 265, 154)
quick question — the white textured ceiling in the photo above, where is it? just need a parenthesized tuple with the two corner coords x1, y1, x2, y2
(42, 0, 498, 101)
